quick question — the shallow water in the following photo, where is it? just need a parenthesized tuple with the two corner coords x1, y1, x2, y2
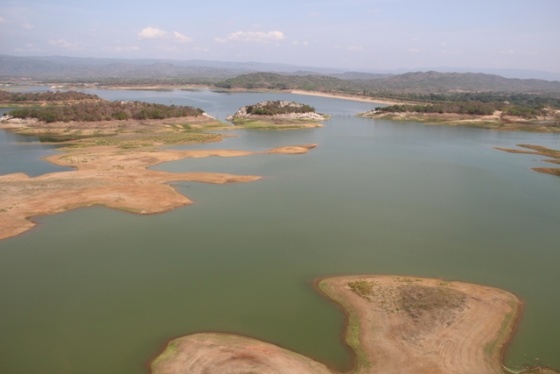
(0, 90, 559, 373)
(0, 107, 71, 176)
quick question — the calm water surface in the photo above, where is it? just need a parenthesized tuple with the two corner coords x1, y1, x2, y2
(0, 107, 71, 176)
(0, 89, 559, 373)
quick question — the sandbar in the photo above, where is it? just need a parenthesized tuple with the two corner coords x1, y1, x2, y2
(496, 144, 560, 177)
(151, 275, 558, 374)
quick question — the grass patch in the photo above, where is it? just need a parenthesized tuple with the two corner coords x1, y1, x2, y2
(484, 299, 517, 356)
(348, 280, 374, 301)
(231, 117, 320, 129)
(150, 340, 179, 367)
(84, 131, 221, 148)
(319, 279, 371, 371)
(398, 284, 465, 319)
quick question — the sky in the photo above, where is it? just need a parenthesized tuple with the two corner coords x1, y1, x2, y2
(1, 0, 559, 73)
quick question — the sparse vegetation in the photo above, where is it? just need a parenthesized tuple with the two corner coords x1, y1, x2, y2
(0, 90, 100, 102)
(348, 280, 374, 300)
(398, 284, 466, 319)
(228, 100, 325, 129)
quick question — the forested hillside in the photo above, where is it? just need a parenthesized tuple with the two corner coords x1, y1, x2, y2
(216, 71, 560, 96)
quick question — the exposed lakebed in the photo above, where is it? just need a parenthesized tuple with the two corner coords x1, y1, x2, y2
(0, 89, 559, 373)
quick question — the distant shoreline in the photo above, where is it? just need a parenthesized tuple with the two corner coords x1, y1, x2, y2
(290, 89, 408, 106)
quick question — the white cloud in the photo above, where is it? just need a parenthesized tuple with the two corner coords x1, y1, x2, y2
(174, 31, 192, 43)
(48, 39, 84, 50)
(138, 26, 166, 39)
(22, 22, 34, 30)
(215, 30, 285, 44)
(348, 45, 364, 52)
(0, 16, 5, 24)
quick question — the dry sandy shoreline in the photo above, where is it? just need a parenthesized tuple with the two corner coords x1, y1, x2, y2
(290, 89, 406, 106)
(151, 275, 558, 374)
(0, 115, 316, 241)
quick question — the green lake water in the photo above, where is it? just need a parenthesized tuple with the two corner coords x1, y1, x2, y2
(0, 90, 559, 373)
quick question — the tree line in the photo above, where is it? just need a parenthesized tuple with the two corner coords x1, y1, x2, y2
(0, 90, 100, 102)
(7, 100, 203, 123)
(245, 101, 316, 115)
(376, 93, 560, 119)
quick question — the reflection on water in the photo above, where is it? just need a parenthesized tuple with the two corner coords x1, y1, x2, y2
(0, 89, 559, 374)
(0, 128, 71, 176)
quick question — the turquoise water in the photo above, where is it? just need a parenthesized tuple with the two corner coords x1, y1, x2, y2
(0, 90, 559, 373)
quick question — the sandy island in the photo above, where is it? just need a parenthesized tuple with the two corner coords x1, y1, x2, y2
(151, 275, 558, 374)
(0, 115, 316, 240)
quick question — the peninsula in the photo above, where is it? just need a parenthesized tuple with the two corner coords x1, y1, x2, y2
(357, 105, 560, 132)
(151, 275, 558, 374)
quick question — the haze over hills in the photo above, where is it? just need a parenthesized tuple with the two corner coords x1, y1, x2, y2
(2, 55, 560, 101)
(1, 54, 560, 83)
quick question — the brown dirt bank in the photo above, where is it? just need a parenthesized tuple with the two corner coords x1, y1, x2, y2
(495, 144, 560, 177)
(0, 116, 317, 240)
(150, 275, 558, 374)
(150, 333, 332, 374)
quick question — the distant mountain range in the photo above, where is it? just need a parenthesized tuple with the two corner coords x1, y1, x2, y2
(0, 55, 251, 82)
(1, 54, 560, 82)
(1, 55, 560, 96)
(368, 71, 560, 93)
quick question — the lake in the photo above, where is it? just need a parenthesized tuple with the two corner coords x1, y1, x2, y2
(0, 89, 559, 373)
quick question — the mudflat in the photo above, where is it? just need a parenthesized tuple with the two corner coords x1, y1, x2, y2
(151, 275, 557, 374)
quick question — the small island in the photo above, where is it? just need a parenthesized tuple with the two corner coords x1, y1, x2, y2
(150, 275, 559, 374)
(227, 100, 328, 129)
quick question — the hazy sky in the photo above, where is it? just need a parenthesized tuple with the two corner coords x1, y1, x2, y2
(1, 0, 559, 72)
